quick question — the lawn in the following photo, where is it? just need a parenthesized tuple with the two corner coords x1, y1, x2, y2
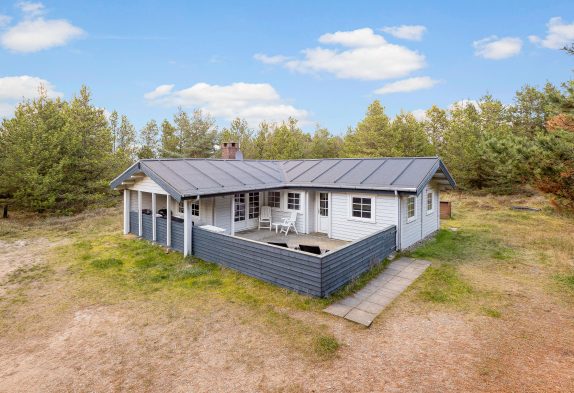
(0, 193, 573, 392)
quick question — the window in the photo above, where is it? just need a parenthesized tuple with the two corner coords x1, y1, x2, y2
(234, 193, 245, 222)
(191, 200, 200, 216)
(248, 192, 260, 219)
(426, 191, 433, 214)
(351, 197, 372, 220)
(179, 200, 199, 216)
(407, 196, 416, 222)
(268, 191, 281, 208)
(287, 192, 300, 210)
(319, 193, 329, 216)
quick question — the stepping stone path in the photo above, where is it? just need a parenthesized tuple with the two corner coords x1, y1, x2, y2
(323, 257, 431, 327)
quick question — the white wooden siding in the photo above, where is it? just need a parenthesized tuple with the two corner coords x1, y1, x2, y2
(330, 192, 397, 241)
(400, 193, 421, 249)
(421, 183, 439, 238)
(266, 190, 307, 234)
(129, 190, 138, 212)
(129, 176, 168, 195)
(214, 195, 232, 233)
(308, 191, 316, 233)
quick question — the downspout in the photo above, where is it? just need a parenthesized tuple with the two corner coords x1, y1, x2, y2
(395, 190, 401, 251)
(192, 195, 199, 255)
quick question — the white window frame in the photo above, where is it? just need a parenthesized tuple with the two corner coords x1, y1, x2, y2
(407, 195, 417, 223)
(178, 201, 184, 214)
(319, 192, 329, 217)
(286, 192, 301, 211)
(348, 194, 375, 223)
(191, 199, 200, 217)
(248, 192, 260, 219)
(234, 193, 246, 222)
(267, 191, 281, 209)
(426, 191, 434, 215)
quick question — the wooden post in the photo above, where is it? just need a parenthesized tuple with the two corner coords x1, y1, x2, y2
(123, 190, 130, 235)
(137, 191, 142, 237)
(230, 196, 235, 236)
(166, 195, 171, 247)
(183, 200, 193, 256)
(152, 193, 157, 241)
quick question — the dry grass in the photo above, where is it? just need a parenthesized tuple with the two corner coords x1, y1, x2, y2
(1, 192, 573, 392)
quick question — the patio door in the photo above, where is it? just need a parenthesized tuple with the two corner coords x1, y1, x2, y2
(317, 192, 329, 234)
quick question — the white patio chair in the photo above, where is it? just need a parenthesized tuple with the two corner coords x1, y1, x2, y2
(279, 211, 299, 236)
(259, 206, 272, 230)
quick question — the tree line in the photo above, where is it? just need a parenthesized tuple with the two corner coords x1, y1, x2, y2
(1, 79, 573, 213)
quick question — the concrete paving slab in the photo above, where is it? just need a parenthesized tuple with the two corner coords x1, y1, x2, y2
(345, 308, 376, 326)
(356, 300, 386, 314)
(323, 257, 431, 327)
(323, 303, 352, 317)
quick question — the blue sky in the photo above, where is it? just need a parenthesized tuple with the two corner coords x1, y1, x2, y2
(0, 0, 573, 134)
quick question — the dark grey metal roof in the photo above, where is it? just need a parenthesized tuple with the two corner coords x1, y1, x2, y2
(110, 157, 456, 201)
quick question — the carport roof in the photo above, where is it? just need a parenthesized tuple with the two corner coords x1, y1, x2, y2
(110, 157, 456, 201)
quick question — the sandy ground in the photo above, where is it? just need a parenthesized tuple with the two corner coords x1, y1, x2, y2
(0, 201, 573, 393)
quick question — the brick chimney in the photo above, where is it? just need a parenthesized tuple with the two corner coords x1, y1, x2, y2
(221, 142, 239, 159)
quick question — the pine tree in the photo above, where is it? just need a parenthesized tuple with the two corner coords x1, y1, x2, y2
(138, 119, 160, 159)
(309, 127, 343, 158)
(160, 119, 180, 157)
(390, 111, 433, 156)
(115, 114, 137, 167)
(343, 100, 392, 157)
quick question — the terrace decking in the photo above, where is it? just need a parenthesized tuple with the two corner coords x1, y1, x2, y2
(235, 229, 350, 254)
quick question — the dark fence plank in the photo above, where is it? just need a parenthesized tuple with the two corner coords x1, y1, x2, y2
(321, 227, 396, 296)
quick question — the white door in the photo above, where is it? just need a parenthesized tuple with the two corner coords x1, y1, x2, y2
(317, 192, 329, 234)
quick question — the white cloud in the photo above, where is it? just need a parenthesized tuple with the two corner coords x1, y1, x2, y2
(410, 109, 428, 121)
(529, 17, 574, 49)
(17, 1, 45, 17)
(271, 27, 425, 80)
(0, 14, 12, 27)
(473, 36, 522, 59)
(374, 76, 439, 94)
(253, 53, 290, 64)
(0, 75, 62, 117)
(143, 84, 174, 100)
(318, 27, 386, 47)
(380, 25, 426, 41)
(1, 2, 84, 53)
(144, 82, 308, 124)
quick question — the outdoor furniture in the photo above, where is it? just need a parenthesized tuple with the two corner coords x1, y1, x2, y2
(259, 206, 272, 230)
(271, 221, 283, 233)
(199, 224, 226, 234)
(298, 244, 323, 255)
(279, 211, 299, 236)
(268, 242, 289, 248)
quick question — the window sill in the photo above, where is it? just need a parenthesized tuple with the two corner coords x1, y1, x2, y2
(426, 210, 434, 216)
(406, 216, 417, 223)
(347, 216, 375, 224)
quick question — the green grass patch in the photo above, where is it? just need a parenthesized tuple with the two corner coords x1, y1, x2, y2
(90, 258, 123, 269)
(482, 307, 502, 318)
(314, 334, 340, 359)
(417, 264, 472, 303)
(410, 228, 515, 263)
(554, 273, 574, 292)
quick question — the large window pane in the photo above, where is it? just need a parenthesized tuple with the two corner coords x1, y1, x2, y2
(249, 192, 260, 219)
(234, 193, 245, 222)
(287, 192, 300, 210)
